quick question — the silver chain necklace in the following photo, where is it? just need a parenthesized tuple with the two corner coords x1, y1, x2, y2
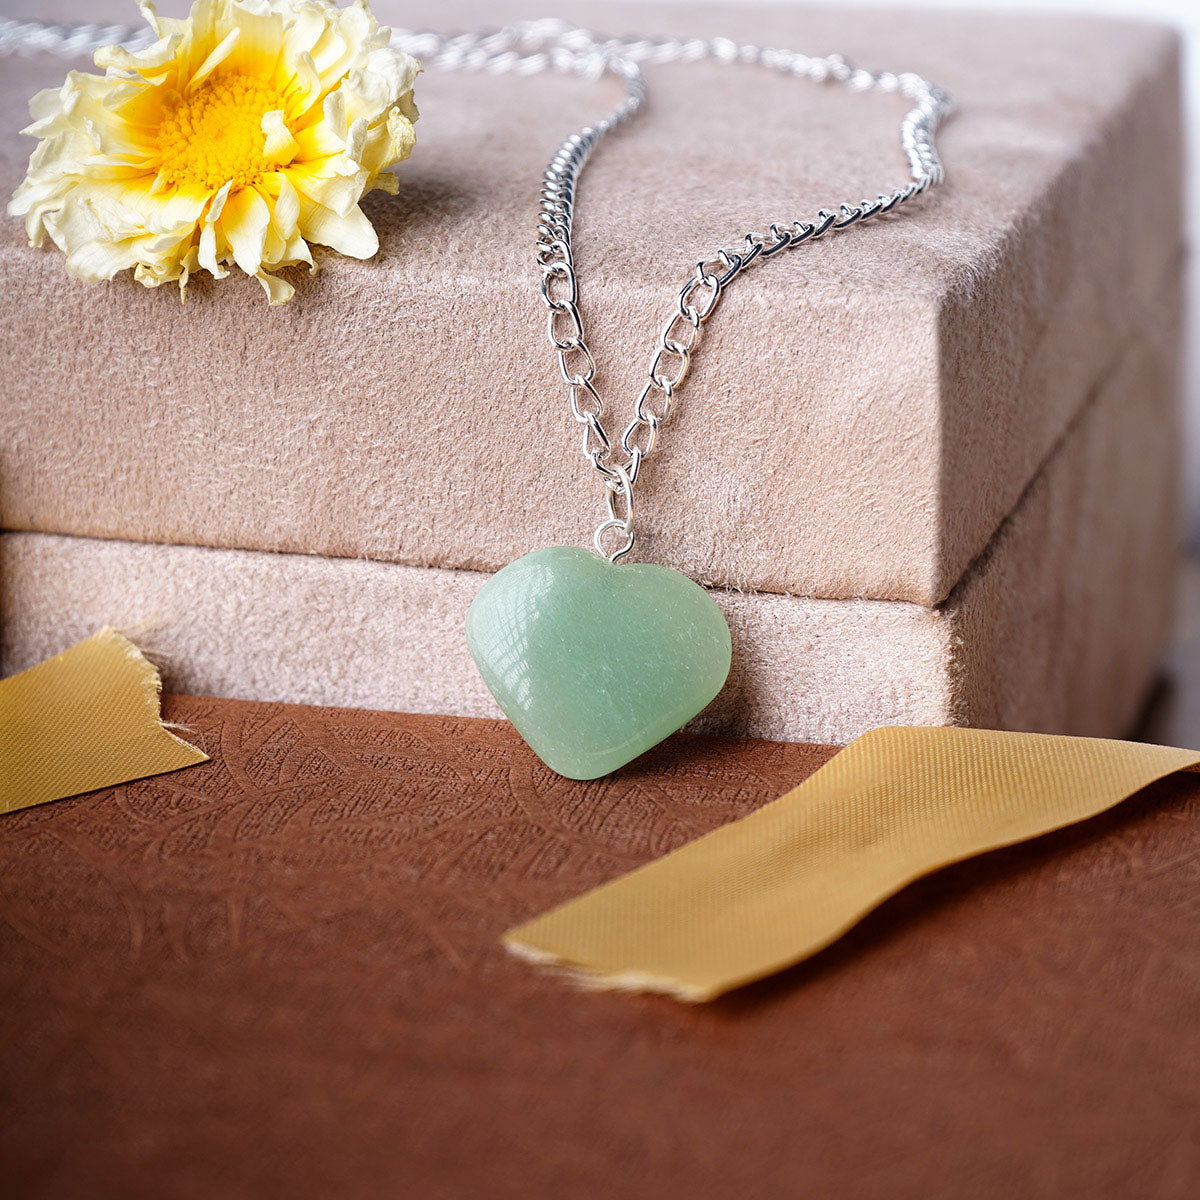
(1, 13, 951, 780)
(512, 25, 950, 562)
(405, 22, 951, 561)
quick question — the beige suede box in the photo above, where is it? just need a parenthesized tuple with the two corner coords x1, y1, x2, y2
(0, 0, 1185, 742)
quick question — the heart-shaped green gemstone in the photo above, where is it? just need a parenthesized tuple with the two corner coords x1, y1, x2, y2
(466, 546, 732, 779)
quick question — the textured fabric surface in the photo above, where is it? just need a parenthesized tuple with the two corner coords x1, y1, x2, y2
(0, 0, 1184, 604)
(507, 726, 1200, 999)
(950, 277, 1182, 733)
(0, 628, 206, 811)
(0, 532, 955, 744)
(0, 273, 1179, 743)
(3, 694, 1200, 1198)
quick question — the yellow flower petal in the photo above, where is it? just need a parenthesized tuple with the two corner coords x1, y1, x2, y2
(95, 32, 182, 77)
(360, 108, 416, 177)
(137, 2, 187, 41)
(65, 235, 142, 282)
(261, 109, 298, 164)
(198, 179, 233, 276)
(292, 121, 345, 162)
(284, 157, 369, 218)
(265, 170, 300, 232)
(186, 26, 240, 91)
(224, 3, 284, 79)
(282, 49, 324, 125)
(298, 197, 377, 259)
(218, 184, 270, 275)
(255, 268, 294, 304)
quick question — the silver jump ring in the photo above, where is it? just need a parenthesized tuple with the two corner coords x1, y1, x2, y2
(593, 518, 636, 562)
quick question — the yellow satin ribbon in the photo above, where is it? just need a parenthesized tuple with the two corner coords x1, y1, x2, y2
(0, 628, 208, 814)
(505, 726, 1200, 1001)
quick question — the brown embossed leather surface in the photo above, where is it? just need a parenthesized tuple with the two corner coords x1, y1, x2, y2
(1, 695, 1198, 1199)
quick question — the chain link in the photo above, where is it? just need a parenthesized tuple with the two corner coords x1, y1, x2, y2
(0, 14, 951, 563)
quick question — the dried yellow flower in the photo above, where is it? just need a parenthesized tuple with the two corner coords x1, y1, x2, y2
(8, 0, 420, 303)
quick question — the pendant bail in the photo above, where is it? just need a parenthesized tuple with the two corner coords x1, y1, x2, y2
(593, 463, 636, 562)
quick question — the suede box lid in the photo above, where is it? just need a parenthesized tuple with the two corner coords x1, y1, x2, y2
(0, 0, 1184, 605)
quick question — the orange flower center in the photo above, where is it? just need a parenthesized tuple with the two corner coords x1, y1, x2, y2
(156, 74, 286, 192)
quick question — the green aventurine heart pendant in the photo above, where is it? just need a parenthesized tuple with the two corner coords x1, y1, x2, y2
(466, 546, 732, 779)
